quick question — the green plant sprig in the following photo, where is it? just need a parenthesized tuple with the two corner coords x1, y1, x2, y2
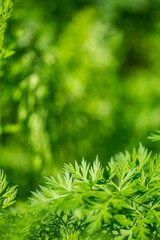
(28, 144, 160, 239)
(0, 0, 14, 61)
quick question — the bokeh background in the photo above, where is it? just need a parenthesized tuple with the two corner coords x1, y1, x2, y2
(1, 0, 160, 201)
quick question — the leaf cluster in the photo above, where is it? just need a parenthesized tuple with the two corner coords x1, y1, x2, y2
(0, 170, 17, 239)
(1, 144, 160, 240)
(25, 144, 160, 239)
(0, 169, 17, 211)
(0, 0, 14, 60)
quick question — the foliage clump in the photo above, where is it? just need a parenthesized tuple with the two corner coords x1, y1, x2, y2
(2, 143, 160, 239)
(0, 169, 17, 210)
(0, 169, 18, 239)
(24, 144, 160, 239)
(0, 0, 14, 60)
(3, 142, 160, 240)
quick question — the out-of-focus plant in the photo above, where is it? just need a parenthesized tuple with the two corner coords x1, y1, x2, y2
(0, 169, 17, 211)
(0, 169, 18, 239)
(149, 130, 160, 142)
(0, 0, 14, 133)
(0, 0, 40, 199)
(0, 0, 14, 61)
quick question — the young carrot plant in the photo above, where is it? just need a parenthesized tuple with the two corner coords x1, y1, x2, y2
(27, 144, 160, 239)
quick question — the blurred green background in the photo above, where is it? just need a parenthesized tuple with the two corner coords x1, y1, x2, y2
(1, 0, 160, 200)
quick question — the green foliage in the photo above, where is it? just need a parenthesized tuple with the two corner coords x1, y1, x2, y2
(0, 169, 17, 210)
(0, 0, 14, 60)
(1, 138, 160, 239)
(0, 170, 18, 239)
(2, 0, 160, 194)
(16, 144, 159, 239)
(2, 0, 160, 239)
(27, 211, 87, 240)
(149, 130, 160, 142)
